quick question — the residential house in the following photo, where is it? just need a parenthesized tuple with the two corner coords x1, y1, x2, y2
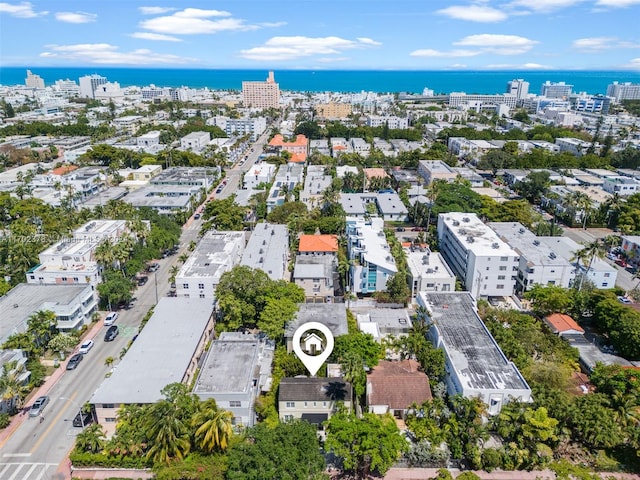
(366, 360, 431, 418)
(285, 303, 348, 353)
(293, 255, 336, 303)
(405, 246, 456, 299)
(544, 313, 585, 336)
(278, 377, 352, 427)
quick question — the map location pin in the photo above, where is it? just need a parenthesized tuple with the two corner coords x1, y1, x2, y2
(292, 322, 334, 377)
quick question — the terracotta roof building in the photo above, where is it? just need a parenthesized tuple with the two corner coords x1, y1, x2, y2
(544, 313, 585, 336)
(51, 165, 78, 176)
(366, 359, 432, 418)
(298, 234, 339, 255)
(268, 134, 308, 163)
(363, 168, 389, 179)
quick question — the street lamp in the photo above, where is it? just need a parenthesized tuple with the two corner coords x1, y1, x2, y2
(60, 396, 88, 429)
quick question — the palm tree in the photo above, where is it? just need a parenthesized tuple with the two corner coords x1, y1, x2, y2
(75, 423, 106, 453)
(94, 238, 116, 270)
(0, 360, 29, 414)
(168, 265, 179, 284)
(192, 399, 234, 453)
(340, 351, 366, 415)
(143, 400, 191, 465)
(566, 191, 593, 230)
(27, 310, 57, 352)
(572, 239, 607, 291)
(104, 356, 115, 368)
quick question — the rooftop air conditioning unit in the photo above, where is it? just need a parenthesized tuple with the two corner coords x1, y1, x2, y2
(467, 236, 474, 243)
(533, 240, 540, 246)
(453, 220, 460, 226)
(519, 228, 525, 234)
(463, 217, 470, 222)
(549, 252, 557, 259)
(492, 242, 500, 249)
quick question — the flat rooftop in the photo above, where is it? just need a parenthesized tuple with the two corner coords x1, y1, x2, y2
(285, 303, 348, 337)
(0, 284, 90, 344)
(421, 292, 530, 392)
(91, 297, 213, 405)
(538, 236, 616, 273)
(439, 212, 518, 257)
(241, 223, 288, 280)
(179, 231, 244, 280)
(193, 332, 274, 395)
(488, 222, 573, 268)
(405, 247, 455, 279)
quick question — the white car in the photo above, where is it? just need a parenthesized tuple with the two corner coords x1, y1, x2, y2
(104, 312, 118, 326)
(79, 339, 94, 354)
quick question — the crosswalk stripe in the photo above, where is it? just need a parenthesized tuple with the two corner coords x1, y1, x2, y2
(6, 463, 26, 480)
(0, 464, 11, 479)
(22, 463, 38, 479)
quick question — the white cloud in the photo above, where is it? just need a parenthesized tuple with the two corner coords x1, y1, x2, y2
(239, 36, 380, 61)
(595, 0, 640, 6)
(624, 58, 640, 69)
(454, 34, 538, 54)
(436, 5, 508, 22)
(410, 48, 481, 57)
(508, 0, 586, 12)
(130, 32, 182, 42)
(357, 37, 382, 46)
(482, 62, 553, 69)
(259, 21, 287, 28)
(139, 8, 264, 35)
(573, 36, 640, 51)
(316, 57, 349, 63)
(138, 6, 176, 15)
(0, 1, 46, 18)
(55, 11, 96, 24)
(40, 43, 195, 65)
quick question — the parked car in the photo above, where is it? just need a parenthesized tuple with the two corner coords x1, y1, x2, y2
(72, 410, 94, 428)
(396, 227, 405, 232)
(104, 325, 119, 342)
(29, 396, 49, 417)
(147, 263, 160, 273)
(66, 353, 83, 370)
(411, 227, 423, 232)
(137, 276, 149, 286)
(615, 259, 628, 268)
(618, 296, 632, 304)
(104, 312, 118, 326)
(79, 340, 94, 354)
(607, 252, 618, 261)
(194, 213, 201, 220)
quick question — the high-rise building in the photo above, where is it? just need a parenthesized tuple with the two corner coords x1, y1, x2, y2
(540, 81, 573, 99)
(606, 82, 640, 102)
(79, 74, 108, 99)
(25, 70, 44, 89)
(54, 79, 80, 96)
(506, 79, 529, 100)
(242, 71, 280, 109)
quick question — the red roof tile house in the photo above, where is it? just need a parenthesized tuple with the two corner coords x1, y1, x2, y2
(366, 360, 432, 418)
(544, 313, 585, 336)
(298, 234, 339, 256)
(268, 134, 308, 163)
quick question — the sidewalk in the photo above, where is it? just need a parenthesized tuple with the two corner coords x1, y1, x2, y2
(0, 319, 106, 449)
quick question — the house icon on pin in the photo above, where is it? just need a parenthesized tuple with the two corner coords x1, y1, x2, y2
(301, 332, 324, 355)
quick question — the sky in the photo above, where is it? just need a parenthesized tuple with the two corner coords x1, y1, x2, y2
(1, 0, 640, 70)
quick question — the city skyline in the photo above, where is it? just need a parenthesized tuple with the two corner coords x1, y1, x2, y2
(1, 1, 640, 70)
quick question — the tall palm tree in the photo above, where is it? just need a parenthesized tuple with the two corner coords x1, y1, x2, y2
(0, 360, 29, 414)
(143, 400, 191, 465)
(27, 310, 57, 352)
(566, 191, 593, 230)
(340, 351, 366, 415)
(94, 238, 116, 270)
(192, 399, 234, 453)
(75, 424, 106, 453)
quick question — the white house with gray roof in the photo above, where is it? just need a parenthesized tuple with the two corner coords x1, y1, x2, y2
(418, 292, 532, 415)
(405, 246, 456, 300)
(91, 297, 215, 436)
(176, 231, 245, 299)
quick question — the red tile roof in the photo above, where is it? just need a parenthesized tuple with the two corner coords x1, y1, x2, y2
(51, 165, 78, 176)
(364, 168, 388, 179)
(366, 360, 432, 410)
(299, 234, 339, 253)
(545, 313, 584, 334)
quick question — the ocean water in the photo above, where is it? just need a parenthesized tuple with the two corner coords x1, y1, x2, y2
(2, 67, 640, 95)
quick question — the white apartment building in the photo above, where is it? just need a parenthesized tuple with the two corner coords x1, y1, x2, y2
(606, 82, 640, 102)
(243, 162, 276, 190)
(240, 223, 289, 281)
(555, 137, 593, 156)
(266, 163, 304, 213)
(79, 74, 107, 99)
(448, 138, 499, 158)
(176, 231, 245, 299)
(366, 115, 409, 129)
(506, 79, 529, 100)
(540, 81, 573, 98)
(25, 70, 44, 89)
(437, 213, 519, 299)
(448, 93, 517, 109)
(300, 165, 332, 208)
(180, 131, 211, 152)
(539, 236, 616, 289)
(351, 137, 371, 156)
(602, 176, 640, 196)
(242, 71, 280, 109)
(405, 246, 456, 300)
(419, 292, 532, 415)
(417, 160, 457, 185)
(137, 131, 161, 148)
(346, 217, 398, 295)
(489, 222, 575, 292)
(208, 116, 267, 141)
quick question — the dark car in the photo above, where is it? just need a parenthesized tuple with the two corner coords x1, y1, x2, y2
(137, 276, 148, 286)
(104, 325, 119, 342)
(73, 410, 94, 428)
(66, 353, 83, 370)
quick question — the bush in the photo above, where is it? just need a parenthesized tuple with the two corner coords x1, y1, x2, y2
(481, 447, 503, 472)
(0, 413, 11, 429)
(69, 451, 149, 469)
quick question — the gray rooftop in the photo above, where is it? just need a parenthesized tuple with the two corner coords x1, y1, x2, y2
(376, 193, 408, 215)
(178, 231, 245, 280)
(124, 184, 199, 210)
(285, 303, 348, 337)
(340, 193, 367, 215)
(563, 334, 632, 372)
(489, 222, 573, 268)
(240, 223, 289, 281)
(192, 332, 274, 395)
(0, 284, 90, 345)
(293, 255, 335, 280)
(279, 377, 352, 402)
(421, 292, 530, 392)
(91, 297, 213, 405)
(538, 236, 616, 273)
(150, 167, 218, 186)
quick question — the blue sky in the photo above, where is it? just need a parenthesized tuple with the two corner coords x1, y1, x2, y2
(1, 0, 640, 70)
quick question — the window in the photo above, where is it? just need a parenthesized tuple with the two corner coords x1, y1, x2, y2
(304, 402, 308, 407)
(183, 284, 189, 289)
(105, 417, 117, 422)
(199, 294, 205, 298)
(500, 256, 508, 261)
(284, 415, 294, 421)
(604, 273, 610, 278)
(102, 404, 115, 409)
(426, 283, 434, 288)
(486, 267, 490, 271)
(497, 284, 504, 289)
(602, 283, 608, 287)
(499, 266, 507, 271)
(230, 401, 241, 408)
(286, 401, 295, 408)
(61, 277, 68, 282)
(323, 401, 327, 407)
(498, 275, 505, 280)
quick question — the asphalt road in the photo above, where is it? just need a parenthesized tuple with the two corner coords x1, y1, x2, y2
(0, 214, 204, 479)
(217, 130, 270, 201)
